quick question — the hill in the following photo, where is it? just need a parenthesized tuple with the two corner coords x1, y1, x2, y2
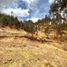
(0, 27, 67, 67)
(0, 13, 67, 67)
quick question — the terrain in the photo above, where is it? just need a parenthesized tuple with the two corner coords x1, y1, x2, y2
(0, 27, 67, 67)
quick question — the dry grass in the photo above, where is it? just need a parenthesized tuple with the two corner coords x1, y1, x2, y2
(0, 28, 67, 67)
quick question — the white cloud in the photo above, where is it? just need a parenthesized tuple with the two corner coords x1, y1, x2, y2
(0, 0, 50, 22)
(1, 8, 29, 17)
(26, 17, 40, 22)
(22, 0, 35, 4)
(0, 0, 16, 6)
(48, 0, 54, 4)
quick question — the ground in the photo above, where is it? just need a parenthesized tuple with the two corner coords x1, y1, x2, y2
(0, 28, 67, 67)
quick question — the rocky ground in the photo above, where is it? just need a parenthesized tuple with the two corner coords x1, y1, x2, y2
(0, 28, 67, 67)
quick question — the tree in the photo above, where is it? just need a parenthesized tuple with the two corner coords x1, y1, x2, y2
(49, 0, 67, 23)
(49, 0, 67, 38)
(0, 13, 23, 29)
(23, 20, 36, 34)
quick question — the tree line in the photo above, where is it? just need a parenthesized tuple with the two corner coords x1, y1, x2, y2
(0, 0, 67, 39)
(0, 13, 67, 36)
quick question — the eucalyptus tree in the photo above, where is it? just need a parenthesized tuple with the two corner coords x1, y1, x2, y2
(49, 0, 67, 24)
(49, 0, 67, 38)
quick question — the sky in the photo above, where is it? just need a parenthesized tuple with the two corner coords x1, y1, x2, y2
(0, 0, 53, 22)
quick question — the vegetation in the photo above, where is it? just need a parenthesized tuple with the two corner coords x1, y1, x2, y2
(0, 14, 22, 29)
(0, 0, 67, 67)
(0, 0, 67, 39)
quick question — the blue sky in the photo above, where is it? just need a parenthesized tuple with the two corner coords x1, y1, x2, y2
(0, 0, 53, 22)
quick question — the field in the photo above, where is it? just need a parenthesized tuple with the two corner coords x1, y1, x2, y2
(0, 28, 67, 67)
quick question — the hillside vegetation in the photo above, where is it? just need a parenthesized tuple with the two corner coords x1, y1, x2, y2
(0, 13, 67, 41)
(0, 0, 67, 67)
(0, 27, 67, 67)
(0, 13, 67, 67)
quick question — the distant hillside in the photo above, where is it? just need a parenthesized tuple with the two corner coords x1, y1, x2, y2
(0, 13, 23, 29)
(0, 13, 67, 41)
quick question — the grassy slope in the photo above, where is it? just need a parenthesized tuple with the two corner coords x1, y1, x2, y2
(0, 28, 67, 67)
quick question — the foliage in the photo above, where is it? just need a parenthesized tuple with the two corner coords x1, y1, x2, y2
(23, 20, 36, 33)
(0, 13, 22, 29)
(0, 2, 67, 39)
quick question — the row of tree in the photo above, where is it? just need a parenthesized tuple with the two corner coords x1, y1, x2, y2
(0, 13, 67, 36)
(0, 0, 67, 38)
(0, 13, 23, 29)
